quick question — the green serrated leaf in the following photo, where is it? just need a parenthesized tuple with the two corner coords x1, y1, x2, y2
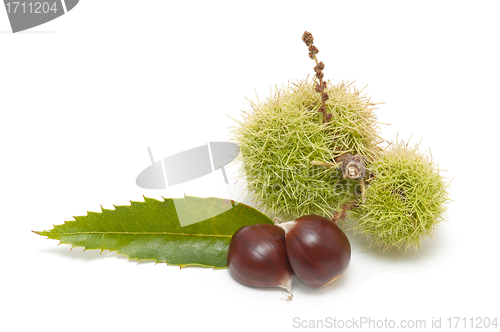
(34, 196, 273, 269)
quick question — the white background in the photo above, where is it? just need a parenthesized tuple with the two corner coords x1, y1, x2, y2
(1, 1, 499, 331)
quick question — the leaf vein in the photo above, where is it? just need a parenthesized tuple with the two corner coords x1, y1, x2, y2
(51, 231, 232, 237)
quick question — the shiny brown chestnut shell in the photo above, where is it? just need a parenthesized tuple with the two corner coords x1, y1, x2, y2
(281, 215, 351, 288)
(227, 224, 293, 294)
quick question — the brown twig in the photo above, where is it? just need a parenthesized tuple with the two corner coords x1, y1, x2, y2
(332, 202, 358, 224)
(303, 32, 369, 203)
(302, 31, 329, 123)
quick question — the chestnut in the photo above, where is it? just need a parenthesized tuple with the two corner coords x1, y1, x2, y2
(279, 215, 351, 288)
(227, 224, 294, 296)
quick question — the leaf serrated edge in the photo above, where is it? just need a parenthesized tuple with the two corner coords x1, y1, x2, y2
(32, 196, 274, 269)
(32, 231, 229, 269)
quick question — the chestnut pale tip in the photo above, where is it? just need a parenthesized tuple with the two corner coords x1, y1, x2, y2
(279, 220, 297, 235)
(278, 272, 294, 300)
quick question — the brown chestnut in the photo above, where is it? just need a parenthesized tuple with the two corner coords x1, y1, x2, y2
(279, 215, 351, 288)
(227, 224, 293, 296)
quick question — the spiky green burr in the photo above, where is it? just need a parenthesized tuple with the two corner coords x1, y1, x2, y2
(349, 141, 449, 251)
(232, 78, 382, 220)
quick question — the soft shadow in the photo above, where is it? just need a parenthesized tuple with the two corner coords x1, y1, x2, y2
(39, 245, 154, 265)
(0, 30, 56, 34)
(342, 222, 447, 263)
(40, 245, 122, 260)
(235, 282, 295, 302)
(291, 272, 350, 297)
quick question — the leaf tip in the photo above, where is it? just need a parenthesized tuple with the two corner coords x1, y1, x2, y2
(33, 230, 50, 237)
